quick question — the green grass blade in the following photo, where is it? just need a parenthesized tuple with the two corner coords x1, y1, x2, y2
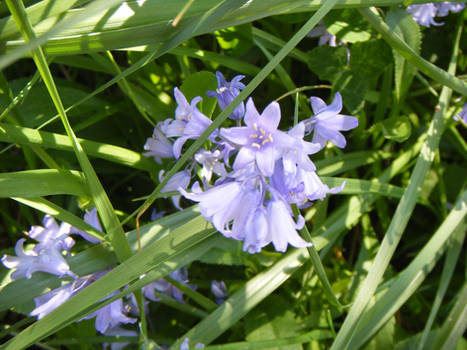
(329, 15, 462, 350)
(348, 190, 467, 349)
(427, 282, 467, 350)
(0, 124, 157, 173)
(6, 0, 133, 262)
(417, 210, 465, 349)
(0, 169, 88, 197)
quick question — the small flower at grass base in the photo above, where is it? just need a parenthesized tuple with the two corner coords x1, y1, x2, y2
(207, 71, 246, 121)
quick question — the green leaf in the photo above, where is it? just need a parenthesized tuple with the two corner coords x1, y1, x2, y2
(333, 70, 367, 114)
(323, 9, 372, 43)
(382, 115, 412, 142)
(349, 39, 392, 81)
(308, 45, 348, 82)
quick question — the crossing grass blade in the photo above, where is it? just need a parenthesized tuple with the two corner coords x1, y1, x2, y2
(348, 190, 467, 349)
(417, 228, 465, 350)
(329, 13, 462, 350)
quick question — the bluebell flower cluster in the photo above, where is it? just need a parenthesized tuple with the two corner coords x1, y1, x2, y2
(407, 2, 465, 27)
(1, 210, 195, 346)
(144, 71, 358, 254)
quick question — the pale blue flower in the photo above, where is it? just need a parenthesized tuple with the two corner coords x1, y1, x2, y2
(194, 149, 227, 183)
(70, 207, 102, 243)
(2, 239, 75, 280)
(30, 273, 98, 319)
(159, 170, 191, 210)
(180, 338, 205, 349)
(144, 121, 174, 163)
(264, 192, 311, 252)
(143, 268, 192, 303)
(207, 71, 246, 120)
(28, 214, 75, 252)
(82, 291, 136, 334)
(407, 4, 441, 27)
(435, 2, 465, 17)
(180, 176, 263, 241)
(305, 92, 358, 150)
(307, 22, 340, 47)
(165, 88, 214, 159)
(211, 280, 227, 304)
(221, 98, 299, 176)
(454, 103, 467, 123)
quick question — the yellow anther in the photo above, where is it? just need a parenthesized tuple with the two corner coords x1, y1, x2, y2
(259, 128, 266, 135)
(262, 139, 269, 145)
(269, 135, 274, 142)
(252, 142, 261, 149)
(253, 123, 258, 131)
(250, 134, 258, 138)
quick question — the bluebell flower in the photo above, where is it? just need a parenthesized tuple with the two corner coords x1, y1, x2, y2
(435, 2, 465, 17)
(282, 122, 320, 178)
(159, 170, 191, 210)
(454, 103, 467, 123)
(28, 214, 75, 252)
(143, 268, 192, 303)
(221, 98, 299, 176)
(70, 207, 102, 243)
(180, 338, 205, 349)
(194, 149, 228, 183)
(264, 191, 311, 252)
(180, 175, 263, 240)
(211, 280, 227, 304)
(144, 121, 174, 163)
(407, 4, 441, 27)
(165, 88, 214, 159)
(304, 92, 358, 150)
(1, 238, 75, 280)
(82, 291, 136, 334)
(207, 71, 246, 120)
(30, 273, 99, 319)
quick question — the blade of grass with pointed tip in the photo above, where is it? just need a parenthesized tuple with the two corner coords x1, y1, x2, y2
(0, 123, 157, 173)
(329, 14, 461, 350)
